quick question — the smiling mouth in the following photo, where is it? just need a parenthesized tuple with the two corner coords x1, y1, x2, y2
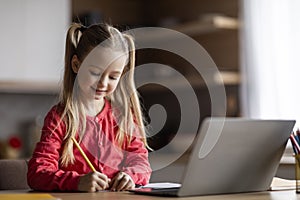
(91, 86, 107, 95)
(95, 89, 107, 94)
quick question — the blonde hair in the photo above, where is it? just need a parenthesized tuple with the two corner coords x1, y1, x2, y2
(59, 23, 148, 166)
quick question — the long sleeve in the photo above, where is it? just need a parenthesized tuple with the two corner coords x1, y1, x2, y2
(122, 136, 152, 185)
(27, 101, 153, 191)
(27, 106, 81, 191)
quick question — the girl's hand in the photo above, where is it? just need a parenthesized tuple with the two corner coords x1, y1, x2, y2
(78, 171, 111, 192)
(110, 172, 135, 191)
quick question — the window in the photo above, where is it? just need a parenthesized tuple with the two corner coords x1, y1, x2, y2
(241, 0, 300, 129)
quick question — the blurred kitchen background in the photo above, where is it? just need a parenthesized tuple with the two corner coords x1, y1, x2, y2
(0, 0, 240, 159)
(0, 0, 299, 181)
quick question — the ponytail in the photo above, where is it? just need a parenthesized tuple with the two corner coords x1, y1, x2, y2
(62, 23, 84, 104)
(59, 23, 86, 166)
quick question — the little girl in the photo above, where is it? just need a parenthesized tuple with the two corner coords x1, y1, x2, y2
(27, 23, 152, 192)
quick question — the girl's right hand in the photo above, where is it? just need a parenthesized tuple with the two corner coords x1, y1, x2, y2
(78, 172, 111, 192)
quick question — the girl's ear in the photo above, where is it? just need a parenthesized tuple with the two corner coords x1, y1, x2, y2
(71, 55, 80, 73)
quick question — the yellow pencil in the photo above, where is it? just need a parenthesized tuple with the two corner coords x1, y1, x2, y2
(71, 137, 96, 172)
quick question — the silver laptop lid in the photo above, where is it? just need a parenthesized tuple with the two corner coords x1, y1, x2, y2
(178, 118, 295, 196)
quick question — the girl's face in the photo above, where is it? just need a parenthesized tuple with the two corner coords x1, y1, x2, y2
(75, 47, 128, 101)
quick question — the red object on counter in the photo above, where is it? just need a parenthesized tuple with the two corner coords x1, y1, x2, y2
(8, 136, 22, 149)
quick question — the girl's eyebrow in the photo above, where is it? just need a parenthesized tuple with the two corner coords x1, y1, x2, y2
(88, 65, 101, 70)
(89, 65, 122, 75)
(88, 65, 105, 72)
(111, 71, 122, 74)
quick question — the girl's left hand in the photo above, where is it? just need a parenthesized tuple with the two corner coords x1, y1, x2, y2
(109, 171, 135, 191)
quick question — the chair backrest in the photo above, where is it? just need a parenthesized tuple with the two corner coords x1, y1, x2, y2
(0, 159, 30, 190)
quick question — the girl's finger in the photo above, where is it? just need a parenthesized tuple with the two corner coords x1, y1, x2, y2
(110, 173, 123, 191)
(119, 178, 134, 191)
(116, 173, 135, 191)
(116, 175, 129, 191)
(92, 172, 110, 190)
(92, 180, 101, 192)
(96, 172, 109, 182)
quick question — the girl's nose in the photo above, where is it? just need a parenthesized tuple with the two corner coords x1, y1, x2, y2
(98, 75, 108, 87)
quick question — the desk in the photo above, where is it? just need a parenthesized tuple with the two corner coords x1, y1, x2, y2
(54, 190, 300, 200)
(0, 190, 299, 200)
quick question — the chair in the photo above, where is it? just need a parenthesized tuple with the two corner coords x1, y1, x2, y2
(0, 159, 30, 190)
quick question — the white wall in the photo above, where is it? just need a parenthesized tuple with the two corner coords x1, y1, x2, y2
(0, 0, 70, 83)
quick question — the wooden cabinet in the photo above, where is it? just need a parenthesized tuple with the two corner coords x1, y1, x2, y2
(71, 0, 240, 85)
(72, 0, 241, 150)
(0, 0, 70, 93)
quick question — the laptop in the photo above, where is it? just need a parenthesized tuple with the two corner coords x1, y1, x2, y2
(130, 117, 295, 197)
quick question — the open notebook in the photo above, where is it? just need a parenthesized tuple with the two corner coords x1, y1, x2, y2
(130, 118, 295, 197)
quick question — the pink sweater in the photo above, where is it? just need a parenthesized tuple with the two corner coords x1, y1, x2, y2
(27, 99, 151, 191)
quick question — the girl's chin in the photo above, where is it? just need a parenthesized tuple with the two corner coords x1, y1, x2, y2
(94, 96, 104, 100)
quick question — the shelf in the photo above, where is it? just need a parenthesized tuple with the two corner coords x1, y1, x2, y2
(133, 14, 239, 43)
(214, 71, 240, 85)
(0, 81, 60, 94)
(137, 71, 240, 92)
(171, 14, 239, 36)
(0, 71, 238, 94)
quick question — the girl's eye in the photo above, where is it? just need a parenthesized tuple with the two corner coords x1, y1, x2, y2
(109, 76, 119, 80)
(90, 71, 100, 76)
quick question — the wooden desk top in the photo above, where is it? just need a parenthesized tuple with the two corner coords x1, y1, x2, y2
(0, 190, 299, 200)
(52, 190, 300, 200)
